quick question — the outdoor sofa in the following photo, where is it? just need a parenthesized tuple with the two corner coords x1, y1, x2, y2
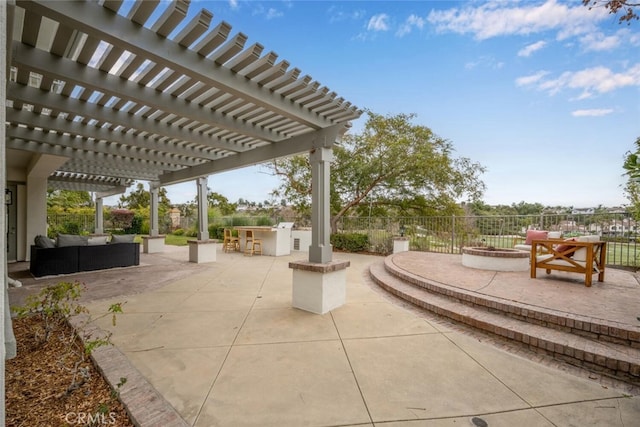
(29, 234, 140, 277)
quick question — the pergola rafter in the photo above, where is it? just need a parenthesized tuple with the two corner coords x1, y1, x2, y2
(6, 0, 360, 193)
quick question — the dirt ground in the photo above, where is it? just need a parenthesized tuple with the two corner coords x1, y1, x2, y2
(6, 315, 134, 427)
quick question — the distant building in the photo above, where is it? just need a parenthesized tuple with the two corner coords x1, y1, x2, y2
(169, 208, 181, 230)
(571, 208, 595, 215)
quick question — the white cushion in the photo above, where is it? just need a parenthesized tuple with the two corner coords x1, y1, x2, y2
(577, 235, 600, 242)
(536, 254, 554, 262)
(514, 244, 532, 251)
(548, 231, 562, 239)
(544, 258, 586, 267)
(110, 234, 136, 244)
(88, 236, 108, 246)
(573, 235, 600, 261)
(57, 233, 88, 247)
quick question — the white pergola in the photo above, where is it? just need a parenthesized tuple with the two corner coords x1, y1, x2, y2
(4, 0, 360, 255)
(1, 0, 361, 420)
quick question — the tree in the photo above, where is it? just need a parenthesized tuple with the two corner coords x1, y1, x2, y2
(622, 137, 640, 218)
(511, 201, 545, 216)
(205, 191, 237, 215)
(47, 189, 93, 211)
(583, 0, 639, 24)
(269, 111, 486, 232)
(118, 182, 171, 210)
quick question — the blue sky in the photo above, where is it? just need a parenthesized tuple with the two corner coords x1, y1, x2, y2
(109, 0, 640, 208)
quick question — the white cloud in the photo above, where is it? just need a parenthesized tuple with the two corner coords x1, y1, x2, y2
(515, 70, 550, 86)
(465, 56, 505, 70)
(327, 6, 365, 23)
(571, 109, 614, 117)
(367, 14, 390, 32)
(427, 0, 606, 41)
(518, 40, 547, 57)
(396, 14, 425, 37)
(229, 0, 239, 10)
(517, 63, 640, 97)
(579, 32, 620, 51)
(266, 8, 283, 20)
(250, 4, 283, 20)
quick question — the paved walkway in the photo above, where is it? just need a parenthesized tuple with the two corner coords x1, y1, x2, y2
(9, 246, 640, 426)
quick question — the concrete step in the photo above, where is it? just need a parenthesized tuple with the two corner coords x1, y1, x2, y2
(369, 259, 640, 385)
(381, 256, 640, 349)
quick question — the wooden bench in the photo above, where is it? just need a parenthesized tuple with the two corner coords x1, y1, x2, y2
(530, 238, 606, 287)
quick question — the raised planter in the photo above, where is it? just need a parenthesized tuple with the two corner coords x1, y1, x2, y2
(461, 247, 529, 272)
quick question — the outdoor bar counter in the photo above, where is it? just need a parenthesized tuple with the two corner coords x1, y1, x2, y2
(235, 225, 293, 256)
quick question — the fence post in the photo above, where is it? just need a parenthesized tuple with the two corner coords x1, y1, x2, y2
(451, 214, 456, 254)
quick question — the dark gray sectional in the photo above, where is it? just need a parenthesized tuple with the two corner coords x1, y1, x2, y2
(30, 243, 140, 277)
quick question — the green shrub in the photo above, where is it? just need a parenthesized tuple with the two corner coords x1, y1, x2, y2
(209, 224, 224, 239)
(123, 214, 144, 234)
(330, 233, 369, 252)
(256, 216, 273, 226)
(230, 216, 250, 226)
(63, 221, 82, 235)
(173, 228, 185, 236)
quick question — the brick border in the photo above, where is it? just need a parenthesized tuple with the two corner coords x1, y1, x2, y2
(371, 257, 640, 386)
(70, 316, 188, 427)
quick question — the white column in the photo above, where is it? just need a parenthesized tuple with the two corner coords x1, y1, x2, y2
(149, 181, 159, 237)
(95, 197, 104, 235)
(25, 175, 48, 256)
(309, 147, 333, 264)
(1, 5, 13, 426)
(196, 176, 209, 241)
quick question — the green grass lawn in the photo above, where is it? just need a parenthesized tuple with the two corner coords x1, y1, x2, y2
(164, 234, 190, 246)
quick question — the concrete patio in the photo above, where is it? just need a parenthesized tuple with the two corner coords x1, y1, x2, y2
(8, 245, 640, 426)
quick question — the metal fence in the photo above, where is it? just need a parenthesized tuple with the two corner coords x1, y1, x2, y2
(47, 212, 96, 235)
(336, 213, 640, 269)
(47, 211, 640, 268)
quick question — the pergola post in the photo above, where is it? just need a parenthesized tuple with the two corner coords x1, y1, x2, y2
(189, 176, 215, 263)
(94, 196, 104, 235)
(309, 147, 333, 264)
(149, 182, 159, 237)
(196, 176, 209, 241)
(143, 181, 165, 253)
(290, 131, 350, 314)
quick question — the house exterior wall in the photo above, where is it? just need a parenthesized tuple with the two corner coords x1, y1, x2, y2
(25, 175, 47, 261)
(17, 184, 27, 261)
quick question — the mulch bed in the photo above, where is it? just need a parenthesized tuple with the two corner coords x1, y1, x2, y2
(6, 315, 134, 427)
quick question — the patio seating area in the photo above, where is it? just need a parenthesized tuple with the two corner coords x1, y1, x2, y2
(7, 245, 640, 426)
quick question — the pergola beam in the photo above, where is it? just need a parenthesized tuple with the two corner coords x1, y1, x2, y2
(18, 0, 346, 129)
(7, 109, 225, 161)
(7, 126, 206, 167)
(12, 42, 285, 144)
(159, 124, 343, 185)
(7, 80, 250, 155)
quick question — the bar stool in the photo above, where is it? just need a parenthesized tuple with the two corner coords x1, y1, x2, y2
(223, 228, 239, 252)
(244, 229, 262, 256)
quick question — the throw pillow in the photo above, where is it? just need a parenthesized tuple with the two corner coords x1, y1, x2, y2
(110, 234, 135, 244)
(34, 235, 55, 249)
(555, 238, 577, 257)
(88, 236, 109, 246)
(57, 233, 89, 247)
(525, 230, 548, 245)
